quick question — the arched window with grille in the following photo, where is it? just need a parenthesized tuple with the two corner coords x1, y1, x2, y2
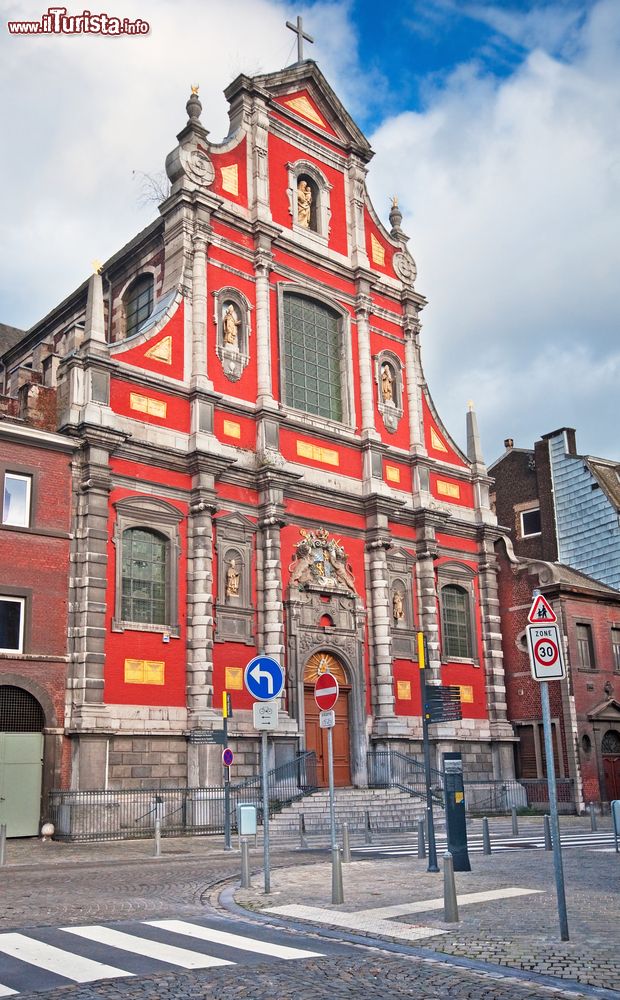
(441, 583, 473, 659)
(282, 292, 348, 423)
(124, 274, 154, 339)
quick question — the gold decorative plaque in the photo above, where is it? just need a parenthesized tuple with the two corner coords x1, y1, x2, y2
(437, 479, 461, 499)
(430, 426, 448, 452)
(284, 95, 325, 127)
(296, 440, 339, 467)
(459, 685, 474, 703)
(221, 164, 239, 196)
(386, 465, 401, 483)
(225, 666, 244, 690)
(223, 419, 241, 439)
(370, 233, 385, 266)
(129, 392, 167, 418)
(397, 680, 412, 700)
(144, 335, 172, 365)
(124, 659, 165, 685)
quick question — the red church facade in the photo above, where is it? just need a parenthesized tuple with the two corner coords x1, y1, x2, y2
(1, 62, 515, 794)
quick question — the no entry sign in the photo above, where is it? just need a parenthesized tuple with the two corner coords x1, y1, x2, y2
(526, 623, 566, 681)
(314, 673, 339, 711)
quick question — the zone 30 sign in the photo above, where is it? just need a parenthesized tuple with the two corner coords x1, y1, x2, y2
(526, 623, 566, 681)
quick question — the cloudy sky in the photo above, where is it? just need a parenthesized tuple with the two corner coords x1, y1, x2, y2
(1, 0, 618, 463)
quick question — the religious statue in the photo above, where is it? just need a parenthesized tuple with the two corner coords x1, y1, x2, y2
(381, 364, 393, 403)
(225, 558, 240, 598)
(392, 589, 404, 622)
(297, 179, 312, 228)
(223, 304, 240, 347)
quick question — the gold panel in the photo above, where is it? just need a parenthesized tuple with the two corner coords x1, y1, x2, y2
(296, 439, 339, 467)
(221, 164, 239, 196)
(430, 426, 448, 452)
(386, 465, 401, 484)
(437, 479, 461, 499)
(225, 666, 244, 690)
(284, 95, 326, 128)
(370, 233, 385, 266)
(459, 685, 474, 703)
(144, 335, 172, 365)
(124, 659, 165, 685)
(304, 652, 347, 684)
(397, 680, 412, 700)
(129, 392, 167, 419)
(223, 419, 241, 439)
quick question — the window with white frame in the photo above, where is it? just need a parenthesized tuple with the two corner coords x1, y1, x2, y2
(2, 473, 31, 527)
(441, 584, 474, 659)
(282, 293, 344, 422)
(124, 274, 154, 339)
(0, 596, 25, 653)
(520, 506, 541, 537)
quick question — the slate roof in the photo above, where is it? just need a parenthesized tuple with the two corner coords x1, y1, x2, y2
(0, 322, 26, 357)
(586, 458, 620, 513)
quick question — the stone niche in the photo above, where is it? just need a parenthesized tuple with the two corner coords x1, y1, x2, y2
(388, 547, 417, 659)
(214, 512, 256, 644)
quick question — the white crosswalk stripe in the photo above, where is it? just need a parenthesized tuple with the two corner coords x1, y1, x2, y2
(352, 831, 617, 857)
(0, 918, 329, 996)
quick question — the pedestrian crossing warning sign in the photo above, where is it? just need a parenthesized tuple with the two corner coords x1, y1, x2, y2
(527, 594, 557, 625)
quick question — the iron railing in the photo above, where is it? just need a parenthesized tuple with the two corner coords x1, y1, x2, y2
(49, 750, 318, 842)
(367, 750, 444, 804)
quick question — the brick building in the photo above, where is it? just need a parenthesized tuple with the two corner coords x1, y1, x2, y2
(1, 57, 516, 797)
(0, 344, 76, 834)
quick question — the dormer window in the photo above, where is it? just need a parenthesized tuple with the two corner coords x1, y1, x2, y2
(124, 274, 154, 339)
(287, 161, 332, 241)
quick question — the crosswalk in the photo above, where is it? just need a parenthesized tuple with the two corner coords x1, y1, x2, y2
(0, 916, 345, 996)
(352, 830, 618, 858)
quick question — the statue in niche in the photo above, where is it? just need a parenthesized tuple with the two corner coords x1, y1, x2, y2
(222, 303, 240, 348)
(392, 589, 405, 622)
(225, 558, 240, 599)
(381, 363, 394, 403)
(297, 179, 312, 228)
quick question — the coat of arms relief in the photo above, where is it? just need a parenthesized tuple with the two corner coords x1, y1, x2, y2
(289, 528, 356, 593)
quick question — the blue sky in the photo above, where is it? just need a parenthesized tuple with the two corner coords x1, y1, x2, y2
(0, 0, 618, 463)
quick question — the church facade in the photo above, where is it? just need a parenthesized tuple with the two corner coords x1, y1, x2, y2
(1, 60, 516, 794)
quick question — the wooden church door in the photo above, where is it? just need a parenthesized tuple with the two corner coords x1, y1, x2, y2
(303, 653, 351, 787)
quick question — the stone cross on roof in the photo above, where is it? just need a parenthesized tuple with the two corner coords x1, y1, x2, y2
(286, 14, 314, 62)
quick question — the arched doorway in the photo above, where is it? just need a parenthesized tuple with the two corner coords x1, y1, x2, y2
(602, 729, 620, 801)
(0, 686, 44, 836)
(304, 652, 351, 787)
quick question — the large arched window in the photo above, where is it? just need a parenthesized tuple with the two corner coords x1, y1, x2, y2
(441, 584, 473, 659)
(121, 528, 167, 625)
(124, 274, 154, 339)
(282, 293, 343, 422)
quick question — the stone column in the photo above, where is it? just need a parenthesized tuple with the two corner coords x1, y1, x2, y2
(366, 504, 396, 730)
(403, 312, 425, 453)
(254, 243, 274, 409)
(355, 289, 376, 436)
(256, 471, 286, 664)
(186, 495, 216, 720)
(190, 233, 209, 388)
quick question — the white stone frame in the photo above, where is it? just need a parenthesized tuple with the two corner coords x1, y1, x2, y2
(119, 270, 157, 341)
(437, 562, 479, 665)
(374, 349, 404, 434)
(286, 160, 332, 243)
(278, 283, 355, 429)
(112, 495, 183, 636)
(213, 287, 252, 382)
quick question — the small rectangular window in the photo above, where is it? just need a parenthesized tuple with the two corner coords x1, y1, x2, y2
(520, 507, 541, 537)
(612, 627, 620, 672)
(0, 596, 25, 653)
(576, 623, 595, 669)
(2, 473, 31, 527)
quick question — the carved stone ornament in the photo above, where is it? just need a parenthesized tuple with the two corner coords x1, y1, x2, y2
(394, 250, 417, 286)
(289, 527, 356, 594)
(180, 141, 215, 188)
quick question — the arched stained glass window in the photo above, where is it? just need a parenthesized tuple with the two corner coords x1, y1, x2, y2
(124, 274, 154, 339)
(441, 584, 473, 659)
(283, 294, 343, 422)
(121, 528, 167, 625)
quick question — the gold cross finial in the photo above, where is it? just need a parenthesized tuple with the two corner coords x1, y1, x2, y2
(467, 400, 475, 411)
(191, 84, 199, 95)
(91, 259, 103, 274)
(391, 195, 399, 208)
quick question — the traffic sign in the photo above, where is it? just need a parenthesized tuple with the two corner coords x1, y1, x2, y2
(253, 701, 279, 730)
(314, 673, 339, 711)
(320, 709, 335, 729)
(526, 623, 566, 680)
(244, 656, 284, 701)
(528, 594, 557, 625)
(425, 685, 462, 724)
(222, 747, 234, 767)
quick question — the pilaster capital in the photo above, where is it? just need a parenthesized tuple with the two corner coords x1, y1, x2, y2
(355, 293, 373, 321)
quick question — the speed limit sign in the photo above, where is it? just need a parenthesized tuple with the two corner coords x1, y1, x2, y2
(526, 623, 566, 681)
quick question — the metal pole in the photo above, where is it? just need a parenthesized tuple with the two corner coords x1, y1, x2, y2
(342, 821, 351, 863)
(589, 802, 597, 832)
(544, 814, 552, 851)
(0, 824, 6, 866)
(240, 838, 251, 888)
(540, 680, 569, 940)
(299, 813, 308, 850)
(365, 809, 372, 845)
(511, 805, 519, 836)
(327, 724, 343, 903)
(420, 660, 439, 871)
(443, 851, 459, 922)
(482, 816, 492, 855)
(223, 711, 231, 851)
(261, 729, 270, 894)
(154, 817, 161, 858)
(417, 818, 426, 859)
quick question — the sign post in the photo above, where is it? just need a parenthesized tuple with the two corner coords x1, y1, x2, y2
(245, 655, 285, 895)
(526, 591, 569, 941)
(417, 632, 439, 873)
(315, 673, 343, 904)
(222, 691, 232, 851)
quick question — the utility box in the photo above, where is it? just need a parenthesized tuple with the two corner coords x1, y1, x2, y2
(237, 803, 257, 837)
(443, 752, 471, 872)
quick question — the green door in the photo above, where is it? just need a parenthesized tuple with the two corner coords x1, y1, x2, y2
(0, 733, 43, 837)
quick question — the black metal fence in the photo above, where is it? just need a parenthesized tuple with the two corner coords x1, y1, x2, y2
(49, 751, 318, 842)
(367, 750, 444, 803)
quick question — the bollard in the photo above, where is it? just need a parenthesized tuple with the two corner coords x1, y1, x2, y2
(364, 810, 372, 845)
(544, 814, 552, 851)
(342, 822, 351, 863)
(417, 818, 426, 859)
(482, 816, 492, 855)
(0, 824, 6, 867)
(331, 845, 344, 904)
(589, 802, 597, 832)
(240, 837, 251, 889)
(153, 817, 161, 858)
(299, 813, 308, 850)
(443, 852, 459, 923)
(511, 806, 519, 837)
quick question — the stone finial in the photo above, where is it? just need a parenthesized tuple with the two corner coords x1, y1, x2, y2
(389, 195, 403, 232)
(466, 401, 485, 468)
(186, 85, 202, 124)
(83, 270, 106, 345)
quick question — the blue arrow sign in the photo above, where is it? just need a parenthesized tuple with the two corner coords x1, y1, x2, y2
(244, 655, 284, 701)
